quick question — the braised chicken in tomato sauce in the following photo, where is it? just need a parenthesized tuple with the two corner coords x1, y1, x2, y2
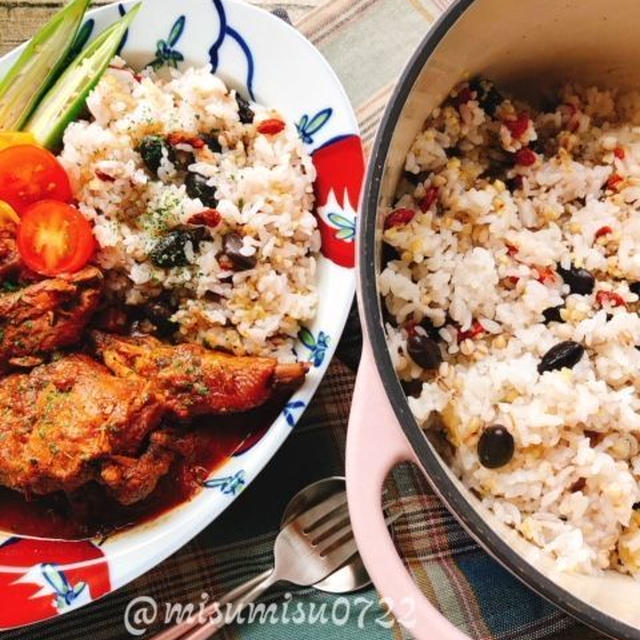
(0, 210, 308, 538)
(0, 267, 102, 371)
(93, 332, 307, 418)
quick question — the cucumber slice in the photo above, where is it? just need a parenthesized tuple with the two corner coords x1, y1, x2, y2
(24, 3, 142, 150)
(0, 0, 91, 131)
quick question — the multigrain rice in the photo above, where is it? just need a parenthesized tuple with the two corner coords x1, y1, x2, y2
(60, 58, 319, 360)
(381, 79, 640, 576)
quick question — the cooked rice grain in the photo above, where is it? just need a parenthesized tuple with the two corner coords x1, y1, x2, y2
(60, 59, 319, 360)
(382, 81, 640, 576)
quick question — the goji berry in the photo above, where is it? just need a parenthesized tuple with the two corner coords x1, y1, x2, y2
(455, 87, 473, 107)
(95, 169, 115, 182)
(257, 119, 286, 135)
(515, 148, 536, 166)
(187, 209, 221, 227)
(536, 266, 556, 284)
(384, 208, 415, 230)
(607, 174, 623, 191)
(596, 291, 625, 307)
(458, 320, 485, 341)
(167, 132, 205, 149)
(418, 187, 439, 212)
(504, 113, 530, 138)
(595, 226, 612, 239)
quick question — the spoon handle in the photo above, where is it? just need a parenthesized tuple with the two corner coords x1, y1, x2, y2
(149, 568, 276, 640)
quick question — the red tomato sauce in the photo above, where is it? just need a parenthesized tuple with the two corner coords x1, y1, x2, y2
(0, 402, 281, 540)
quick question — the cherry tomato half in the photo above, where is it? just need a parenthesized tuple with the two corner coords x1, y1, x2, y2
(17, 200, 95, 276)
(0, 200, 19, 227)
(0, 144, 72, 214)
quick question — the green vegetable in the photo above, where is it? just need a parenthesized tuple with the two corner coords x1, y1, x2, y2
(23, 3, 142, 149)
(149, 229, 204, 268)
(0, 0, 91, 130)
(138, 135, 169, 175)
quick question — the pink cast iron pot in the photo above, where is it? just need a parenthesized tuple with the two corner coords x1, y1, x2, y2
(346, 1, 640, 638)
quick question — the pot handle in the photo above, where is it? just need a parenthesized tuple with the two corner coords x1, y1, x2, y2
(346, 340, 469, 640)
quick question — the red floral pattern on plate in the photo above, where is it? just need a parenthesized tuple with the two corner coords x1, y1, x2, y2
(312, 134, 365, 268)
(0, 537, 110, 629)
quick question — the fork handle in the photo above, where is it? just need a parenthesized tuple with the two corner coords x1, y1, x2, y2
(150, 569, 277, 640)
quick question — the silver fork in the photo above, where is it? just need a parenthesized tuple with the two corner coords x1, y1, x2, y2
(151, 491, 395, 640)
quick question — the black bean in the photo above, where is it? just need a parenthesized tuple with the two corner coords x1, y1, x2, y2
(381, 242, 400, 266)
(138, 135, 168, 175)
(186, 172, 218, 208)
(557, 264, 595, 295)
(529, 138, 546, 155)
(401, 379, 423, 398)
(570, 477, 586, 493)
(542, 306, 564, 324)
(407, 329, 442, 370)
(469, 78, 504, 117)
(236, 94, 254, 124)
(481, 164, 508, 182)
(171, 149, 194, 171)
(538, 340, 584, 374)
(222, 232, 257, 271)
(478, 425, 514, 469)
(573, 196, 586, 208)
(633, 502, 640, 510)
(403, 170, 430, 186)
(506, 176, 524, 192)
(202, 131, 222, 153)
(416, 316, 441, 342)
(140, 296, 179, 337)
(630, 282, 640, 296)
(149, 229, 204, 268)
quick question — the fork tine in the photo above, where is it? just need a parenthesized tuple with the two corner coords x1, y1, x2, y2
(292, 491, 348, 531)
(317, 520, 354, 555)
(307, 503, 350, 543)
(322, 534, 360, 570)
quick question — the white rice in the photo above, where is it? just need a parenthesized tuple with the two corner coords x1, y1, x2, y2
(381, 80, 640, 576)
(60, 58, 319, 360)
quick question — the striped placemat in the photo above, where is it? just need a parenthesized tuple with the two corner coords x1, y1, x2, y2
(0, 1, 607, 639)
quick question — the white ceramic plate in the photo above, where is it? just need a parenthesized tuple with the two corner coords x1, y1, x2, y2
(0, 0, 364, 628)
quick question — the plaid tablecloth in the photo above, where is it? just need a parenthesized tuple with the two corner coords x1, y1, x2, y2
(0, 1, 611, 639)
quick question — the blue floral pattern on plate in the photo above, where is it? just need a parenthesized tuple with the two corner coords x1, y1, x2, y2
(210, 0, 255, 99)
(204, 470, 246, 496)
(283, 400, 306, 427)
(67, 19, 94, 61)
(41, 564, 87, 611)
(149, 16, 185, 68)
(326, 212, 356, 240)
(297, 107, 333, 145)
(298, 327, 330, 367)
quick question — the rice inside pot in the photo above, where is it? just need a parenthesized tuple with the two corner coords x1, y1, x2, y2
(380, 79, 640, 576)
